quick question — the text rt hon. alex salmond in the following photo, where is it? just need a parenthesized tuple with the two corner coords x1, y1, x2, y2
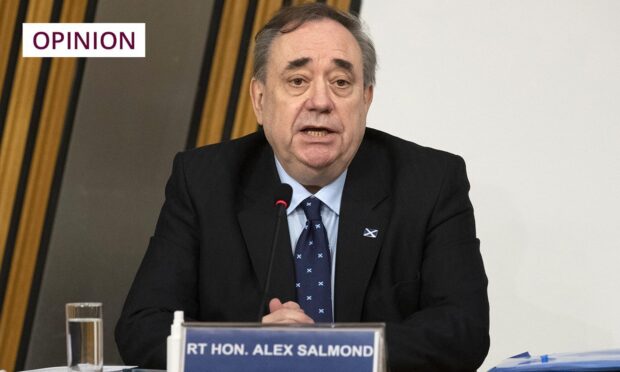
(115, 3, 489, 371)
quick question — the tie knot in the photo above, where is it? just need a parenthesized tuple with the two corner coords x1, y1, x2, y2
(301, 196, 323, 221)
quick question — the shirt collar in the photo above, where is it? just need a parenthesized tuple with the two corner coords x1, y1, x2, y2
(274, 157, 346, 216)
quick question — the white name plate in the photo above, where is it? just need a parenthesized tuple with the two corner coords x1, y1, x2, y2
(181, 323, 386, 372)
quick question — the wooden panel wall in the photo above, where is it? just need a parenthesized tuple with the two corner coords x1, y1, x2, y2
(0, 1, 95, 371)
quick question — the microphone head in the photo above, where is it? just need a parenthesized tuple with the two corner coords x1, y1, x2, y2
(274, 183, 293, 209)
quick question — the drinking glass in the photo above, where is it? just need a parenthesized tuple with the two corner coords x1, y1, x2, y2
(66, 302, 103, 372)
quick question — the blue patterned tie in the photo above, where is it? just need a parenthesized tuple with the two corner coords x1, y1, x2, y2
(294, 196, 333, 322)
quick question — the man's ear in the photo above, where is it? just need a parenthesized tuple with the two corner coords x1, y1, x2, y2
(250, 78, 265, 125)
(364, 84, 374, 112)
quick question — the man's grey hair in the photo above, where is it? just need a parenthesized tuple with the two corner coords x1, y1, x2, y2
(253, 3, 376, 87)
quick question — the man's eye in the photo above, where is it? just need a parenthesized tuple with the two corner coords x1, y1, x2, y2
(290, 78, 304, 86)
(334, 79, 350, 87)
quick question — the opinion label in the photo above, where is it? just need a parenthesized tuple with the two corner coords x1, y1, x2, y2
(22, 23, 145, 57)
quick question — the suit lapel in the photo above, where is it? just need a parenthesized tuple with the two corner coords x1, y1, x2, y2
(237, 143, 296, 308)
(335, 138, 391, 322)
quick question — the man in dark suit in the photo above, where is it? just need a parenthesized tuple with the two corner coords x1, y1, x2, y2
(116, 3, 489, 371)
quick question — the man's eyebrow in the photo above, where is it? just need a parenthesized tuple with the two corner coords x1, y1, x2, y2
(284, 57, 354, 75)
(286, 57, 311, 70)
(333, 58, 353, 72)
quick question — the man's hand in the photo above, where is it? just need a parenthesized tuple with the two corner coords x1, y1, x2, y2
(261, 298, 315, 324)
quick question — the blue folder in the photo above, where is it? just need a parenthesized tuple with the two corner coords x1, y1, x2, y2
(490, 349, 620, 371)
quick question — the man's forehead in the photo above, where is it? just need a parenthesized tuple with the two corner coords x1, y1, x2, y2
(269, 19, 362, 71)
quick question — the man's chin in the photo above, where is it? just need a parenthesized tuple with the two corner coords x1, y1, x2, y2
(298, 158, 349, 184)
(280, 153, 346, 185)
(298, 156, 336, 173)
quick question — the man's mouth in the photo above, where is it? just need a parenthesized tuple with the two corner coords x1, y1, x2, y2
(302, 127, 332, 137)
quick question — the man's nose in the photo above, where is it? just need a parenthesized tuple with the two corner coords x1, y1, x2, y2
(304, 80, 334, 113)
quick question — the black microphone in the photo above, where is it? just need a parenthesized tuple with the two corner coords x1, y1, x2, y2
(257, 183, 293, 321)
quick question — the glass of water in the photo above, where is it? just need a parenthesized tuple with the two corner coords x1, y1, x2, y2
(66, 302, 103, 372)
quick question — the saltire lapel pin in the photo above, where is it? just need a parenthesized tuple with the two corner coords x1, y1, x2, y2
(363, 228, 378, 238)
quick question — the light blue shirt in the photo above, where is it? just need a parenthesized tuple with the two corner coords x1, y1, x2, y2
(274, 158, 347, 305)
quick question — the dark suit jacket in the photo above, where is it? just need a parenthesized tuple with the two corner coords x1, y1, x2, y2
(115, 128, 489, 371)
